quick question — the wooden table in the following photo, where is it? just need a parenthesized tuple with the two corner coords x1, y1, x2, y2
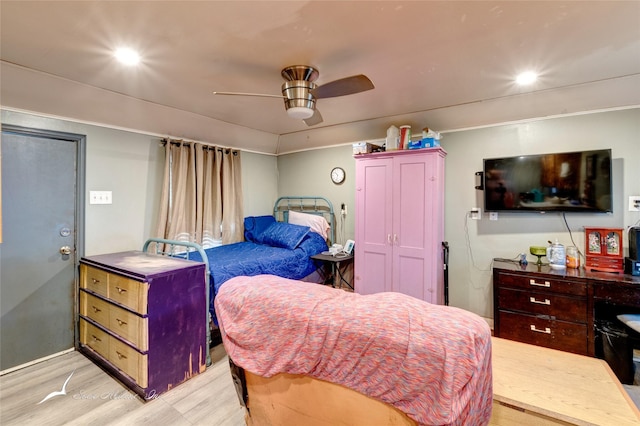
(491, 337, 640, 425)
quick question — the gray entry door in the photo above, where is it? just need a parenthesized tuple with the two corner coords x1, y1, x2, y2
(1, 127, 82, 371)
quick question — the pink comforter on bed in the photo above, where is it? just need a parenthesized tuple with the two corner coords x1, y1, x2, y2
(215, 275, 492, 426)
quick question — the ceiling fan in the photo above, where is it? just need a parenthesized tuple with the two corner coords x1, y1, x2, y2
(213, 65, 374, 126)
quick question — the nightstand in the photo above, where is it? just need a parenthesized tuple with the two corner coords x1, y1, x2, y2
(310, 253, 354, 290)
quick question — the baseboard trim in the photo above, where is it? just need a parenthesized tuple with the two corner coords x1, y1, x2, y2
(483, 317, 494, 331)
(0, 347, 75, 376)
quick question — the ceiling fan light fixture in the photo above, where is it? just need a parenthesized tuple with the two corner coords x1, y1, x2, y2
(287, 106, 315, 119)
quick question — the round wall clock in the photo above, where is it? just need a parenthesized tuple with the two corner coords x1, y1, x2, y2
(330, 167, 346, 185)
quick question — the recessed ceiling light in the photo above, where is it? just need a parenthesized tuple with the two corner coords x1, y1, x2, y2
(516, 71, 537, 85)
(114, 47, 140, 66)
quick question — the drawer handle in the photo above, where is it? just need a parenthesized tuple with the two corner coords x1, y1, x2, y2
(115, 286, 127, 294)
(530, 325, 551, 334)
(91, 334, 102, 342)
(529, 279, 550, 287)
(116, 318, 128, 326)
(116, 351, 127, 360)
(529, 297, 551, 305)
(92, 278, 101, 284)
(91, 305, 102, 313)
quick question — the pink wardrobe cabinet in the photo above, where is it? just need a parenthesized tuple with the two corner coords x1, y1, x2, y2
(354, 148, 446, 304)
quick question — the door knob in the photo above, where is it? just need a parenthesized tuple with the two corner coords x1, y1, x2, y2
(60, 246, 72, 255)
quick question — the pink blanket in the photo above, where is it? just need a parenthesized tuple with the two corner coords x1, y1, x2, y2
(215, 275, 492, 426)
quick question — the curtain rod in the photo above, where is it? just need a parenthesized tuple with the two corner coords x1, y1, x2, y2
(161, 138, 239, 155)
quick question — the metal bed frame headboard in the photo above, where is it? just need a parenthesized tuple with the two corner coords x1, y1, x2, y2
(273, 196, 336, 244)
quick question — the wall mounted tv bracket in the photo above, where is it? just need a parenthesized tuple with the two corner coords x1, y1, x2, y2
(475, 171, 484, 190)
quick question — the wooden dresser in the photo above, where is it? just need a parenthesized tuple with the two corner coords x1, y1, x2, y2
(79, 251, 207, 400)
(493, 264, 589, 355)
(493, 259, 640, 357)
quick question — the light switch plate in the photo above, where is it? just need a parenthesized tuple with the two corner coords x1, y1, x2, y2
(629, 196, 640, 212)
(90, 191, 112, 205)
(470, 207, 481, 220)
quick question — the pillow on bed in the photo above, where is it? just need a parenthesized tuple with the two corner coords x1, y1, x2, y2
(244, 215, 276, 243)
(260, 222, 310, 250)
(288, 210, 330, 240)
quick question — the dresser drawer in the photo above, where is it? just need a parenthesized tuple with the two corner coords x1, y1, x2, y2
(497, 287, 587, 323)
(498, 311, 588, 355)
(109, 274, 148, 314)
(80, 318, 109, 357)
(109, 305, 148, 351)
(81, 291, 148, 350)
(80, 317, 148, 388)
(110, 338, 148, 388)
(80, 264, 108, 297)
(497, 273, 586, 296)
(586, 256, 624, 271)
(80, 291, 110, 325)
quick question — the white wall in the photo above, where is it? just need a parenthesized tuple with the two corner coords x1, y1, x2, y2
(277, 144, 356, 245)
(241, 151, 278, 217)
(274, 108, 640, 319)
(4, 107, 638, 320)
(1, 109, 279, 255)
(441, 108, 640, 318)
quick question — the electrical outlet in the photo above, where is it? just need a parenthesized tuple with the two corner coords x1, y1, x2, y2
(490, 212, 498, 221)
(629, 196, 640, 212)
(341, 203, 347, 217)
(470, 207, 481, 220)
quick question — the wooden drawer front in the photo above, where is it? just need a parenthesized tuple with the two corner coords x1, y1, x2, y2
(80, 264, 108, 297)
(80, 291, 110, 326)
(498, 288, 587, 323)
(80, 318, 109, 357)
(586, 256, 624, 270)
(110, 339, 148, 388)
(109, 274, 148, 314)
(109, 306, 148, 351)
(498, 311, 588, 355)
(594, 283, 640, 306)
(497, 273, 586, 296)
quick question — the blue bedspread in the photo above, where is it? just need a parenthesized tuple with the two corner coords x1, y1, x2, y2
(188, 231, 328, 322)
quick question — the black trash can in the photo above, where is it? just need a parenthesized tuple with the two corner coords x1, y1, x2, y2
(598, 320, 635, 385)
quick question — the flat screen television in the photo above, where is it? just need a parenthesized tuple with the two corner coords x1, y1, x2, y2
(482, 149, 612, 213)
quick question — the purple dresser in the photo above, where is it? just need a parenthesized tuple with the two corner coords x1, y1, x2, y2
(78, 251, 206, 400)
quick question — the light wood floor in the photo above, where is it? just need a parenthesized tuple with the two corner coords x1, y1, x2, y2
(3, 341, 640, 426)
(0, 345, 246, 426)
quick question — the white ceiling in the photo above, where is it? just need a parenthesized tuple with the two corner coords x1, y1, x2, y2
(1, 1, 639, 154)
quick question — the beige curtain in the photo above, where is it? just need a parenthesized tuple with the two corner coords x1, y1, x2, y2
(156, 139, 243, 247)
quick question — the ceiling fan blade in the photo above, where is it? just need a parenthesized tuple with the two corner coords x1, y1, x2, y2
(311, 74, 374, 99)
(303, 109, 323, 126)
(213, 91, 284, 99)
